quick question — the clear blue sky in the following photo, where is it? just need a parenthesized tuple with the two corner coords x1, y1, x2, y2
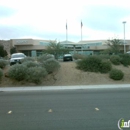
(0, 0, 130, 42)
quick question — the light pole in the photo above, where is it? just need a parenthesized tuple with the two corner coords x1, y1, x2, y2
(122, 21, 126, 53)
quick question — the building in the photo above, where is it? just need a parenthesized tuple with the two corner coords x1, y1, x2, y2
(11, 39, 55, 56)
(2, 38, 130, 57)
(60, 40, 108, 55)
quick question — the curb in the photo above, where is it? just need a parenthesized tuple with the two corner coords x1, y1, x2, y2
(0, 84, 130, 92)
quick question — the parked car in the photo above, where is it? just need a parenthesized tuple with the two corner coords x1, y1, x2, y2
(126, 51, 130, 54)
(10, 53, 26, 65)
(63, 54, 73, 61)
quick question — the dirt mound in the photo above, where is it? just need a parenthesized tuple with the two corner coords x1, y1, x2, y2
(0, 61, 130, 87)
(49, 62, 130, 86)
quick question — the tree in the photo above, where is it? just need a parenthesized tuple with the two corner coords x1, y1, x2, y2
(105, 38, 122, 55)
(44, 41, 69, 59)
(10, 47, 17, 54)
(0, 45, 7, 57)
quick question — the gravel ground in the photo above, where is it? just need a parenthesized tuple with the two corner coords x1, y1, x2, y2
(50, 61, 130, 86)
(0, 61, 130, 87)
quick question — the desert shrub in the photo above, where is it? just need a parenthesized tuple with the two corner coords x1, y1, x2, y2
(42, 58, 60, 73)
(98, 54, 110, 60)
(0, 68, 3, 79)
(21, 57, 36, 63)
(109, 68, 124, 80)
(22, 61, 40, 68)
(37, 54, 54, 63)
(0, 59, 8, 69)
(0, 45, 8, 57)
(10, 47, 17, 54)
(73, 54, 87, 60)
(8, 64, 27, 81)
(99, 61, 112, 73)
(76, 59, 88, 70)
(76, 56, 102, 72)
(110, 55, 121, 65)
(120, 54, 130, 66)
(26, 66, 48, 84)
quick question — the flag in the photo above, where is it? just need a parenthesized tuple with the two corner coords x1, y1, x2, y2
(66, 22, 67, 30)
(81, 21, 83, 28)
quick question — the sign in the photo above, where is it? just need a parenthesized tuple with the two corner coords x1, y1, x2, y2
(16, 40, 28, 44)
(118, 118, 130, 130)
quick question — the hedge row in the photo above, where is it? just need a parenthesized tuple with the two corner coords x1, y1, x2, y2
(8, 55, 60, 84)
(0, 59, 8, 69)
(110, 54, 130, 66)
(76, 55, 124, 80)
(76, 56, 111, 73)
(0, 68, 3, 79)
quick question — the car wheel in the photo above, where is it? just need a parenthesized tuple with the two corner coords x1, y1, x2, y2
(10, 63, 13, 66)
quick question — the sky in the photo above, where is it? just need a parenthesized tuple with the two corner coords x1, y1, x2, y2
(0, 0, 130, 42)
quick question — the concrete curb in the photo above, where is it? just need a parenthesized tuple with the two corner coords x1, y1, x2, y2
(0, 84, 130, 92)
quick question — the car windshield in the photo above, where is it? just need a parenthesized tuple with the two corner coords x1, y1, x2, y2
(64, 54, 71, 56)
(11, 54, 25, 58)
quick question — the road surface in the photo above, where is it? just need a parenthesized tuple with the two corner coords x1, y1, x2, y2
(0, 88, 130, 130)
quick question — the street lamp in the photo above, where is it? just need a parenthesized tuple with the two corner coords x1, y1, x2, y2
(122, 21, 126, 53)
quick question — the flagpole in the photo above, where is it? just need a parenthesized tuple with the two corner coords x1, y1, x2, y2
(81, 20, 83, 54)
(81, 20, 83, 41)
(81, 27, 82, 41)
(66, 20, 68, 44)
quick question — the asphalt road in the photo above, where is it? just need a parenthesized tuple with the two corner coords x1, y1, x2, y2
(0, 88, 130, 130)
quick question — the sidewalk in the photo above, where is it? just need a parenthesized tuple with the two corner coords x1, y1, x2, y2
(0, 84, 130, 91)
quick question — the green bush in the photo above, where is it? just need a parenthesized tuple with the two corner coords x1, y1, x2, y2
(37, 54, 54, 63)
(0, 45, 8, 57)
(109, 68, 124, 80)
(22, 61, 40, 68)
(10, 47, 17, 54)
(99, 61, 112, 73)
(21, 57, 36, 63)
(73, 54, 87, 60)
(76, 56, 102, 72)
(76, 59, 87, 70)
(26, 66, 48, 84)
(0, 59, 7, 69)
(0, 68, 3, 79)
(110, 55, 121, 65)
(43, 58, 60, 73)
(98, 54, 110, 60)
(120, 54, 130, 66)
(8, 64, 27, 81)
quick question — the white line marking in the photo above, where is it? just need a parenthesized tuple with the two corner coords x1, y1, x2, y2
(95, 108, 99, 111)
(8, 111, 12, 114)
(48, 109, 53, 113)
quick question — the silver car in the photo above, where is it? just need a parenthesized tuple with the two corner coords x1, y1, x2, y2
(10, 53, 26, 65)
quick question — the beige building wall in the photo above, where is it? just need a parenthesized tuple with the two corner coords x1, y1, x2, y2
(33, 39, 54, 45)
(11, 39, 52, 51)
(16, 45, 47, 51)
(11, 39, 33, 46)
(89, 45, 108, 50)
(77, 40, 107, 45)
(11, 39, 56, 56)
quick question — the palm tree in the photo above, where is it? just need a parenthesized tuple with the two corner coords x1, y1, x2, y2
(106, 38, 123, 55)
(45, 41, 69, 59)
